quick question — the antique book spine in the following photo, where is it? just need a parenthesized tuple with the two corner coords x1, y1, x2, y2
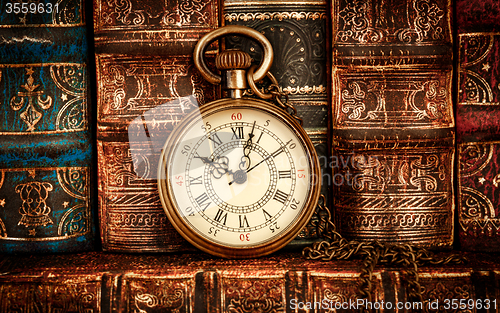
(0, 0, 95, 253)
(331, 0, 455, 248)
(94, 0, 219, 252)
(223, 0, 330, 245)
(0, 252, 499, 311)
(456, 0, 500, 251)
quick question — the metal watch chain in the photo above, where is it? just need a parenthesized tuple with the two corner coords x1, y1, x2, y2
(303, 196, 467, 312)
(246, 64, 302, 126)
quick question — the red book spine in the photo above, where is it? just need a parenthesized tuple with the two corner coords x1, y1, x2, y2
(456, 0, 500, 252)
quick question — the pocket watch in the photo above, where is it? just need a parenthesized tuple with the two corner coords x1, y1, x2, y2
(157, 25, 320, 258)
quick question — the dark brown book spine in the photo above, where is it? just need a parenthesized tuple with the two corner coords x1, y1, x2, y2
(331, 0, 455, 248)
(94, 0, 220, 252)
(1, 252, 499, 312)
(456, 0, 500, 252)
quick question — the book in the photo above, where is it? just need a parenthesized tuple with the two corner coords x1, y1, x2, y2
(223, 0, 330, 245)
(456, 0, 500, 251)
(0, 0, 95, 253)
(0, 251, 498, 311)
(94, 0, 219, 252)
(330, 0, 455, 248)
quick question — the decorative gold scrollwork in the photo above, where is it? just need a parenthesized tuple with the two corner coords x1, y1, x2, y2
(16, 181, 54, 228)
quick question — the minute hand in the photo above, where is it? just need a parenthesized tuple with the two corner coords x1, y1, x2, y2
(228, 145, 284, 186)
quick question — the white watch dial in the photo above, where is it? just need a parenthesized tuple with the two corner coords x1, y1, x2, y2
(158, 99, 319, 257)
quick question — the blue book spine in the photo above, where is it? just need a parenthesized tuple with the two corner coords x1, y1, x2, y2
(0, 0, 95, 253)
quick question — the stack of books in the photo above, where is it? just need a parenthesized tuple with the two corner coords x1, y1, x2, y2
(1, 0, 500, 310)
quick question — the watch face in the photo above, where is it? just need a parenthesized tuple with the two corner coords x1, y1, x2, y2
(158, 98, 320, 258)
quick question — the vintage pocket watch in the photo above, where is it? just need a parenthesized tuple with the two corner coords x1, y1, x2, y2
(157, 25, 320, 258)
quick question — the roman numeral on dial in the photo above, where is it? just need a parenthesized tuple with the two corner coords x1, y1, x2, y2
(263, 209, 272, 221)
(231, 126, 244, 140)
(239, 215, 250, 228)
(273, 189, 289, 204)
(256, 132, 263, 144)
(271, 147, 284, 158)
(208, 132, 223, 147)
(278, 170, 292, 179)
(195, 193, 211, 211)
(214, 209, 228, 225)
(189, 175, 203, 185)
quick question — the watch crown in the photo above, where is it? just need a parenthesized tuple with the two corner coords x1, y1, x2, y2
(216, 49, 252, 99)
(216, 49, 252, 71)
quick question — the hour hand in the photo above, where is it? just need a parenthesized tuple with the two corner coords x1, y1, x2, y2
(241, 121, 256, 170)
(243, 121, 256, 158)
(196, 155, 231, 179)
(196, 155, 214, 165)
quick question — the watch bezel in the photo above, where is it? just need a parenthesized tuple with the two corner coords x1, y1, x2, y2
(157, 97, 321, 258)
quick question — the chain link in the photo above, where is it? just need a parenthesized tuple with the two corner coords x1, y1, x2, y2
(246, 65, 303, 126)
(303, 197, 467, 313)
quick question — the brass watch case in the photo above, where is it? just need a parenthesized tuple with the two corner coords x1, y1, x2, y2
(157, 97, 321, 258)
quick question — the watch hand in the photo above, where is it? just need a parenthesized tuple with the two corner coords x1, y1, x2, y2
(196, 155, 214, 164)
(229, 145, 284, 186)
(248, 146, 282, 173)
(249, 120, 256, 137)
(241, 121, 256, 170)
(244, 121, 256, 156)
(239, 156, 250, 171)
(196, 155, 232, 179)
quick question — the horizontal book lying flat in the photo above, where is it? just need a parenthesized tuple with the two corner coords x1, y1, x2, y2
(0, 251, 499, 311)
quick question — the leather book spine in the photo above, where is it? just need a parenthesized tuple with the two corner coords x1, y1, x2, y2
(456, 0, 500, 252)
(1, 252, 499, 311)
(0, 0, 95, 253)
(223, 0, 330, 246)
(331, 0, 455, 248)
(94, 0, 220, 252)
